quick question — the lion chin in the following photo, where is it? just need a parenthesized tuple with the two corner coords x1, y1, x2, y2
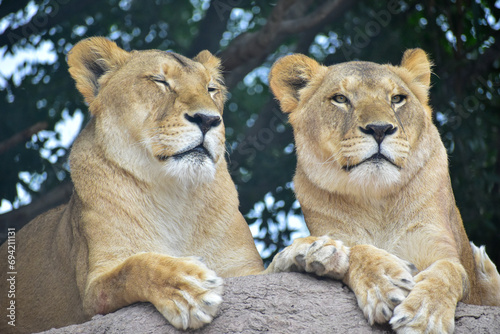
(346, 160, 401, 197)
(155, 137, 221, 186)
(161, 153, 217, 186)
(298, 145, 403, 199)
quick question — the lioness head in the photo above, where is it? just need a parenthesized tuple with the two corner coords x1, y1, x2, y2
(68, 37, 227, 185)
(269, 50, 436, 198)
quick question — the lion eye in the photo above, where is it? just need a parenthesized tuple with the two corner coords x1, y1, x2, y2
(391, 95, 406, 104)
(152, 76, 170, 88)
(332, 94, 348, 104)
(208, 86, 219, 99)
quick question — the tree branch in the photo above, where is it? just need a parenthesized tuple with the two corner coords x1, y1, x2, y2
(220, 0, 356, 89)
(0, 180, 73, 244)
(0, 121, 48, 155)
(279, 0, 353, 33)
(220, 0, 298, 87)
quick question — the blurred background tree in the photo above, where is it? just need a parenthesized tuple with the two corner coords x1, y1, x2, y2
(1, 0, 499, 266)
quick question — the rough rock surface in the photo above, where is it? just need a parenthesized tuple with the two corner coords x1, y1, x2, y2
(40, 272, 500, 334)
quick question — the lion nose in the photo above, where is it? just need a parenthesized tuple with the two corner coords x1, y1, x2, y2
(360, 123, 397, 144)
(185, 113, 221, 135)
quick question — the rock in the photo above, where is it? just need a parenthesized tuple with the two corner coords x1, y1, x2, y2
(40, 272, 500, 334)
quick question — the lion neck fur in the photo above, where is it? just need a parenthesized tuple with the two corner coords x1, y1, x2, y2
(69, 116, 238, 257)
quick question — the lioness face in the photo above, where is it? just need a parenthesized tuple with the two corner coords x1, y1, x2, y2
(269, 51, 432, 197)
(295, 62, 425, 195)
(133, 51, 226, 183)
(68, 39, 227, 185)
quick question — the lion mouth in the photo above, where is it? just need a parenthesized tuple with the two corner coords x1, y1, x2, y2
(156, 144, 213, 162)
(174, 144, 212, 160)
(342, 153, 400, 172)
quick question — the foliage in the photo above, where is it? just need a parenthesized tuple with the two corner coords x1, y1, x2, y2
(1, 0, 499, 266)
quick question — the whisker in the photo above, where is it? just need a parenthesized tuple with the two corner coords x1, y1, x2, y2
(225, 144, 232, 165)
(315, 148, 342, 166)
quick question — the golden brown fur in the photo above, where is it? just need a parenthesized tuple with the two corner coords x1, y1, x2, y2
(0, 37, 269, 333)
(268, 50, 500, 333)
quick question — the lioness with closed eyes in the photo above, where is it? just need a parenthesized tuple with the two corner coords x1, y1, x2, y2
(0, 37, 326, 333)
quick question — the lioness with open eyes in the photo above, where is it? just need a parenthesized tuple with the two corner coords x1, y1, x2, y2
(267, 50, 500, 333)
(0, 37, 324, 333)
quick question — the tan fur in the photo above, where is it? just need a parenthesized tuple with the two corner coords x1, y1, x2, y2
(0, 37, 269, 333)
(269, 50, 500, 333)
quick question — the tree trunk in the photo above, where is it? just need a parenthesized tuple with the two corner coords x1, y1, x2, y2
(40, 272, 500, 334)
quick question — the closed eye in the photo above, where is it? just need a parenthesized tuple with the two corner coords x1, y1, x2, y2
(208, 85, 218, 98)
(151, 75, 170, 88)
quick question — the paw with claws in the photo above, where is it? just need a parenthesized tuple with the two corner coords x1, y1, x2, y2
(138, 255, 223, 330)
(389, 260, 465, 334)
(86, 253, 223, 330)
(345, 245, 418, 325)
(390, 293, 455, 334)
(271, 235, 350, 280)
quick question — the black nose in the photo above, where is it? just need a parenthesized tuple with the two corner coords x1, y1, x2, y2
(359, 123, 397, 144)
(185, 113, 221, 135)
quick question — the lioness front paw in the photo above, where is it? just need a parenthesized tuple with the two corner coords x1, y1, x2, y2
(390, 273, 456, 333)
(152, 256, 223, 330)
(347, 245, 417, 325)
(272, 235, 350, 280)
(390, 301, 454, 334)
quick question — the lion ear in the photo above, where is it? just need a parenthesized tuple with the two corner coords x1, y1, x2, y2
(269, 54, 324, 113)
(194, 50, 222, 71)
(194, 50, 227, 102)
(67, 37, 130, 106)
(194, 50, 225, 85)
(400, 48, 432, 89)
